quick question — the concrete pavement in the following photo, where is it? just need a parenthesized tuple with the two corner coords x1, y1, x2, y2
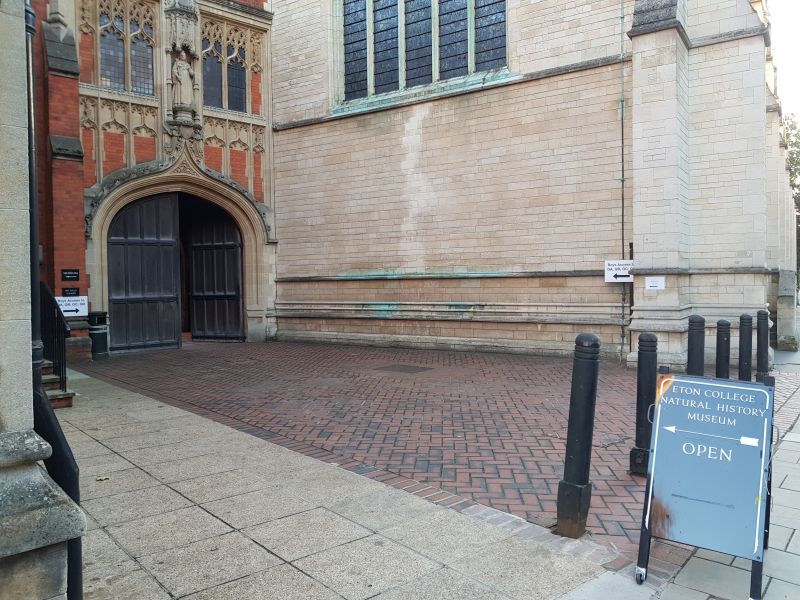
(60, 368, 800, 599)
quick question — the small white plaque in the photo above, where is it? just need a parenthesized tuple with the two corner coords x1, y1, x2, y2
(645, 276, 666, 290)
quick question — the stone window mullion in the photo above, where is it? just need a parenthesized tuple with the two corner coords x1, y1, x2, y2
(431, 0, 439, 81)
(397, 0, 406, 89)
(366, 0, 375, 96)
(467, 0, 475, 74)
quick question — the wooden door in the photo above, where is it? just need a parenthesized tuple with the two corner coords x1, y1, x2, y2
(107, 194, 181, 350)
(187, 202, 244, 340)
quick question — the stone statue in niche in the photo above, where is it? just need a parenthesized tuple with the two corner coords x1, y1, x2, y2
(171, 50, 195, 121)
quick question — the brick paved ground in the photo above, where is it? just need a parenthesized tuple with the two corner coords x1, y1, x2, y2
(74, 341, 800, 566)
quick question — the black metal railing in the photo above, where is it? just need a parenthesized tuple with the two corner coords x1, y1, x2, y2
(40, 282, 70, 392)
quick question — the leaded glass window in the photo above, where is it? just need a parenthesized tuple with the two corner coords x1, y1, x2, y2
(96, 3, 155, 95)
(227, 47, 247, 112)
(203, 39, 224, 108)
(342, 0, 506, 100)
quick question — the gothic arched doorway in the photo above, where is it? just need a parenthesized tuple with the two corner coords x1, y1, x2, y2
(107, 193, 244, 351)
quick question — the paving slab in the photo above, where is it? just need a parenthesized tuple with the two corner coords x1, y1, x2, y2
(380, 508, 513, 564)
(673, 557, 752, 600)
(81, 466, 161, 500)
(294, 535, 439, 600)
(170, 469, 274, 503)
(449, 536, 603, 600)
(82, 529, 133, 574)
(767, 525, 793, 552)
(76, 452, 137, 477)
(142, 453, 243, 483)
(374, 567, 514, 600)
(244, 507, 371, 561)
(138, 532, 283, 597)
(82, 484, 193, 526)
(201, 488, 317, 529)
(183, 564, 342, 600)
(83, 566, 170, 600)
(733, 548, 800, 585)
(556, 571, 654, 600)
(329, 487, 442, 531)
(654, 583, 710, 600)
(106, 506, 232, 557)
(764, 577, 800, 599)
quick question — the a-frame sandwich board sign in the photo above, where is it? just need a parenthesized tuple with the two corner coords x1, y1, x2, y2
(635, 374, 775, 600)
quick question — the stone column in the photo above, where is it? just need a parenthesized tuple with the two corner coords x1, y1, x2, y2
(627, 0, 692, 366)
(0, 1, 85, 597)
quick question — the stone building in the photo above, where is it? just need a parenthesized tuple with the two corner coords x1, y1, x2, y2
(27, 0, 796, 364)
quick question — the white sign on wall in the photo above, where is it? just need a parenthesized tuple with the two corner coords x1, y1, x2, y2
(55, 296, 88, 317)
(605, 260, 634, 283)
(645, 276, 666, 290)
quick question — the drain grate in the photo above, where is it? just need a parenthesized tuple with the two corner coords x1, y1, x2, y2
(375, 364, 433, 374)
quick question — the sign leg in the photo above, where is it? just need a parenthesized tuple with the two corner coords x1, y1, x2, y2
(635, 477, 653, 584)
(749, 560, 763, 600)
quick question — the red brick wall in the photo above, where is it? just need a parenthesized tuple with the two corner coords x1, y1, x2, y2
(82, 128, 97, 187)
(205, 145, 223, 172)
(251, 71, 262, 115)
(48, 75, 80, 136)
(103, 131, 126, 175)
(134, 136, 156, 164)
(79, 32, 94, 84)
(233, 0, 265, 10)
(230, 148, 248, 189)
(51, 158, 89, 298)
(253, 152, 264, 202)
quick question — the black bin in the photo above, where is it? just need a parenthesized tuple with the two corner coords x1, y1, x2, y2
(88, 311, 109, 360)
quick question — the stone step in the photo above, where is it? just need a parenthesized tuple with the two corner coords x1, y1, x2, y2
(47, 388, 75, 409)
(42, 360, 54, 376)
(42, 373, 63, 391)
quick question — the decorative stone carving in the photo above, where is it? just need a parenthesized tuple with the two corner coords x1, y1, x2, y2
(84, 145, 269, 238)
(80, 97, 98, 129)
(171, 51, 195, 119)
(165, 0, 198, 56)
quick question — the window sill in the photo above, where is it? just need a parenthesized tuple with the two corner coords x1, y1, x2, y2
(331, 67, 518, 118)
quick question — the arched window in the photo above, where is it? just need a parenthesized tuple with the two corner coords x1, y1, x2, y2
(97, 1, 155, 95)
(202, 39, 223, 109)
(227, 47, 247, 112)
(99, 12, 125, 90)
(130, 21, 154, 95)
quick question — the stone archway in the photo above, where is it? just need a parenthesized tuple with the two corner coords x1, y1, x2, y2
(86, 150, 275, 342)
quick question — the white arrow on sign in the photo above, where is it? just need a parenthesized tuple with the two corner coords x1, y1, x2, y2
(663, 425, 759, 447)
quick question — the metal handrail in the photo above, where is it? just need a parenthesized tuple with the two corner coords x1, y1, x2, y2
(40, 282, 71, 392)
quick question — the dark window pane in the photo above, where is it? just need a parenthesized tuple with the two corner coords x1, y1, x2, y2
(227, 59, 247, 112)
(131, 36, 154, 95)
(438, 0, 467, 79)
(343, 0, 368, 99)
(474, 0, 505, 71)
(100, 29, 125, 91)
(203, 50, 222, 108)
(373, 0, 398, 93)
(405, 0, 432, 88)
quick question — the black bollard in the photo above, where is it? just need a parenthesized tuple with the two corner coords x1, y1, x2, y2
(687, 315, 705, 376)
(739, 314, 753, 381)
(557, 333, 601, 539)
(630, 333, 657, 476)
(756, 310, 769, 383)
(716, 320, 731, 379)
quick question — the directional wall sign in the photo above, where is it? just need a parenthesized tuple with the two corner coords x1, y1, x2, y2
(61, 269, 80, 282)
(55, 295, 88, 318)
(645, 374, 773, 561)
(605, 260, 634, 283)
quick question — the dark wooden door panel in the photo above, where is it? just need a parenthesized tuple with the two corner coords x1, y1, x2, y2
(187, 202, 243, 340)
(108, 195, 180, 351)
